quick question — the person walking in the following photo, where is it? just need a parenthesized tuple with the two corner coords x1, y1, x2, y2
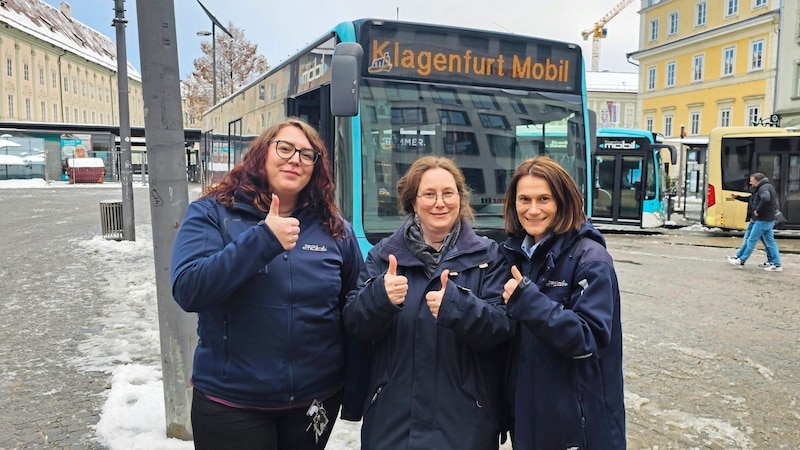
(170, 117, 366, 449)
(727, 182, 779, 269)
(500, 156, 626, 449)
(343, 156, 513, 449)
(725, 173, 783, 271)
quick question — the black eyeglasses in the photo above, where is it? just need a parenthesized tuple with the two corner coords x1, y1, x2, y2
(271, 140, 320, 166)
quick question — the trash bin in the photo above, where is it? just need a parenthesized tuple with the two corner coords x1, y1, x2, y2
(100, 200, 123, 240)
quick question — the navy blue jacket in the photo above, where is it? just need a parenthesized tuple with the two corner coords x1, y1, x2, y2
(503, 221, 625, 449)
(344, 219, 514, 450)
(170, 192, 365, 418)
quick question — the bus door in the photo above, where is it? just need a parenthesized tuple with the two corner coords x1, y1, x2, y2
(593, 153, 645, 225)
(755, 151, 800, 229)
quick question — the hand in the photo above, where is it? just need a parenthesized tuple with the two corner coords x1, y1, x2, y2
(502, 265, 524, 304)
(384, 254, 408, 305)
(265, 194, 301, 251)
(730, 193, 737, 199)
(425, 270, 449, 319)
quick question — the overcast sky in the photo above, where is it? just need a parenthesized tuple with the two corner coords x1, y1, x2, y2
(43, 0, 642, 79)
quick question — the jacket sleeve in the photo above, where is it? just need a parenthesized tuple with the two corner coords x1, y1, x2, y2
(435, 242, 515, 351)
(169, 200, 284, 312)
(343, 246, 403, 341)
(337, 227, 370, 422)
(507, 248, 618, 360)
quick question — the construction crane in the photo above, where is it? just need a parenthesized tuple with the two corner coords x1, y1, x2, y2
(581, 0, 635, 71)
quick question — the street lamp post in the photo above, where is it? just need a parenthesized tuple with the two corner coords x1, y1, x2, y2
(196, 0, 232, 105)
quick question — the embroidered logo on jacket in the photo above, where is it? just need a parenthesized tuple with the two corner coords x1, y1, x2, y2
(302, 244, 328, 252)
(546, 280, 569, 287)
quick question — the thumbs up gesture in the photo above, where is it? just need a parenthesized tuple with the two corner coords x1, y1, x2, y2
(384, 254, 408, 305)
(265, 194, 301, 251)
(425, 270, 449, 319)
(502, 265, 525, 304)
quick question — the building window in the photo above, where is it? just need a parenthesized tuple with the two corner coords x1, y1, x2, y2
(64, 107, 69, 122)
(608, 102, 620, 124)
(647, 66, 656, 90)
(753, 0, 766, 7)
(668, 12, 679, 35)
(7, 95, 13, 117)
(40, 101, 46, 120)
(690, 112, 701, 135)
(6, 58, 12, 77)
(646, 116, 654, 132)
(72, 78, 77, 95)
(696, 1, 707, 26)
(666, 62, 676, 87)
(795, 63, 800, 98)
(747, 106, 760, 125)
(725, 0, 739, 17)
(82, 81, 86, 97)
(470, 92, 499, 110)
(750, 40, 764, 71)
(53, 104, 58, 121)
(692, 55, 704, 82)
(722, 47, 735, 76)
(664, 115, 673, 137)
(649, 19, 659, 41)
(25, 98, 31, 120)
(440, 109, 471, 126)
(23, 63, 29, 81)
(52, 71, 57, 89)
(719, 108, 731, 126)
(63, 76, 68, 91)
(39, 67, 44, 85)
(258, 84, 265, 100)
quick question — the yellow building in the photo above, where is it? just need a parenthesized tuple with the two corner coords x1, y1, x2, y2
(628, 0, 780, 137)
(0, 0, 144, 127)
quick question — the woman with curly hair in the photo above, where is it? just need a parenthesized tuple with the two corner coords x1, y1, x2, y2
(170, 117, 365, 449)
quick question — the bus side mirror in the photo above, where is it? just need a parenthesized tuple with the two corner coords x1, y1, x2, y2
(330, 43, 363, 117)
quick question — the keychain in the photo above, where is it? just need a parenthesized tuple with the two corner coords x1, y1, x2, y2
(305, 399, 329, 443)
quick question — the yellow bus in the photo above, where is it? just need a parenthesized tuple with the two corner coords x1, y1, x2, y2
(703, 126, 800, 231)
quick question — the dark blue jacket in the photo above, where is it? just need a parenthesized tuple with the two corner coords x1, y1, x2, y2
(752, 178, 778, 222)
(170, 192, 366, 419)
(503, 221, 625, 449)
(344, 219, 514, 450)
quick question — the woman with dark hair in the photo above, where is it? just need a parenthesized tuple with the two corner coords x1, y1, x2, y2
(501, 156, 626, 449)
(344, 156, 513, 449)
(170, 117, 365, 449)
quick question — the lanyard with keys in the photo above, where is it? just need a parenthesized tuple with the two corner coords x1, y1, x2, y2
(305, 399, 329, 443)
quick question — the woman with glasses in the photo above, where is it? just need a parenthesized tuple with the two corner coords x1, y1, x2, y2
(343, 156, 513, 449)
(170, 117, 365, 449)
(500, 156, 625, 449)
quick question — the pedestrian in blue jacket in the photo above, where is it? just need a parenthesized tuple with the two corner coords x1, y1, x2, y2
(170, 117, 365, 449)
(501, 156, 626, 449)
(344, 156, 514, 449)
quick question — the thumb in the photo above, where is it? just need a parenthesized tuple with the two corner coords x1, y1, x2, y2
(511, 265, 523, 282)
(268, 194, 280, 217)
(387, 254, 398, 276)
(439, 270, 449, 290)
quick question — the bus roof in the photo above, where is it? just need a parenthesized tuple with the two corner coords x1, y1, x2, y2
(709, 126, 800, 140)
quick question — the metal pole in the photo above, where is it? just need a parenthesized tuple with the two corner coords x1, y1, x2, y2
(135, 0, 196, 440)
(212, 23, 216, 105)
(112, 0, 135, 241)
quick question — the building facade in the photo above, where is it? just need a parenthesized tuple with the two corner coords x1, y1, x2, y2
(0, 0, 144, 127)
(586, 71, 640, 128)
(628, 0, 781, 137)
(773, 0, 800, 128)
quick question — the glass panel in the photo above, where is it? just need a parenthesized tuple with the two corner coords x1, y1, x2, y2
(359, 79, 585, 236)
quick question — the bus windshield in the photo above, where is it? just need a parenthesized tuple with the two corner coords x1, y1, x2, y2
(359, 78, 586, 238)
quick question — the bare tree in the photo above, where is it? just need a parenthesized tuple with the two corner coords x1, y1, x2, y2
(182, 22, 269, 127)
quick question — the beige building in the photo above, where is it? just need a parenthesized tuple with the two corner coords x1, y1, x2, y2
(0, 0, 144, 127)
(586, 71, 640, 128)
(628, 0, 781, 138)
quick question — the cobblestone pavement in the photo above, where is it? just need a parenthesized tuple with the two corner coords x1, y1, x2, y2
(0, 185, 152, 450)
(2, 184, 799, 449)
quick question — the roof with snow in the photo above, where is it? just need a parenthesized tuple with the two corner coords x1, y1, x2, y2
(0, 0, 140, 80)
(586, 71, 638, 93)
